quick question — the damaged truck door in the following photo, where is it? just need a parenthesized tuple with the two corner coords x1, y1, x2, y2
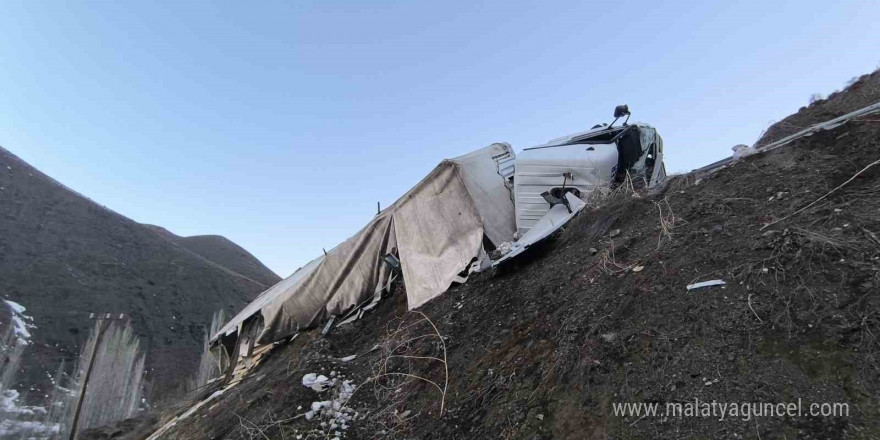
(492, 105, 666, 266)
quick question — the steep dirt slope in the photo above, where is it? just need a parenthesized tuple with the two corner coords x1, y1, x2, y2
(142, 225, 281, 287)
(154, 109, 880, 438)
(757, 68, 880, 146)
(0, 146, 270, 403)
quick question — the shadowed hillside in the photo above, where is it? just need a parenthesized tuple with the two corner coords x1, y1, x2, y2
(0, 146, 272, 404)
(142, 225, 280, 288)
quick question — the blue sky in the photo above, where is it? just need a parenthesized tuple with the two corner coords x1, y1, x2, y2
(2, 1, 878, 277)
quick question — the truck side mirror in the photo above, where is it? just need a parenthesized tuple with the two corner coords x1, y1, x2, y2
(609, 104, 631, 127)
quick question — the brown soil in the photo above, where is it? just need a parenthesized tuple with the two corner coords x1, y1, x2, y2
(0, 147, 274, 403)
(153, 114, 880, 439)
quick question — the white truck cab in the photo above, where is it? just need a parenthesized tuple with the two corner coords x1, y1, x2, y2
(493, 105, 665, 266)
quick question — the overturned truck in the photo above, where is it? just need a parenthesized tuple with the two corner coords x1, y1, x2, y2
(209, 105, 665, 374)
(497, 104, 665, 265)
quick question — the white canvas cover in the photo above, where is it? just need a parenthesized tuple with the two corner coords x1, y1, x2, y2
(393, 162, 485, 309)
(213, 143, 516, 344)
(259, 212, 397, 342)
(450, 143, 517, 245)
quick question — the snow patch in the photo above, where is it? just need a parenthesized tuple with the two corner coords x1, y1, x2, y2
(4, 300, 25, 315)
(0, 389, 58, 439)
(0, 419, 60, 438)
(4, 300, 36, 345)
(1, 390, 47, 415)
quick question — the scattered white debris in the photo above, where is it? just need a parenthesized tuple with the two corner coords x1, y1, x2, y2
(732, 144, 758, 160)
(686, 280, 726, 291)
(311, 401, 331, 412)
(302, 373, 331, 391)
(301, 373, 358, 437)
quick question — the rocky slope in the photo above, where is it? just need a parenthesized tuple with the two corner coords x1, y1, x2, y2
(149, 71, 880, 439)
(0, 146, 275, 404)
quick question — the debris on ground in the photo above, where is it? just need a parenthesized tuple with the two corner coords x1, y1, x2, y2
(685, 279, 726, 290)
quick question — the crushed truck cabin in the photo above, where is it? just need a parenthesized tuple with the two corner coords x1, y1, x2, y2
(205, 105, 667, 386)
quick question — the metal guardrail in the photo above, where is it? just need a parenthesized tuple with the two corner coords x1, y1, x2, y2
(692, 101, 880, 175)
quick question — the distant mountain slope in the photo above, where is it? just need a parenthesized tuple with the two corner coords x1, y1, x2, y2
(142, 225, 281, 288)
(0, 146, 271, 403)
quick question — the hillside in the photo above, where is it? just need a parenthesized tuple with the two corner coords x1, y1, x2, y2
(0, 146, 273, 403)
(142, 225, 281, 288)
(757, 69, 880, 147)
(145, 84, 880, 438)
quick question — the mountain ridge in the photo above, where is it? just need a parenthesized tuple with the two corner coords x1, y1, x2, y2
(0, 145, 274, 403)
(141, 225, 280, 288)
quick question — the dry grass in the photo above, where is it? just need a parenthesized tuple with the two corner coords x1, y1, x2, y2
(372, 311, 448, 412)
(598, 242, 637, 275)
(761, 157, 880, 230)
(233, 409, 302, 440)
(654, 196, 677, 248)
(586, 172, 643, 207)
(662, 173, 698, 194)
(331, 310, 449, 438)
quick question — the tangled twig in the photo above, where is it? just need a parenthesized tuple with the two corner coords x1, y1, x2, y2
(345, 311, 449, 421)
(233, 411, 271, 440)
(761, 158, 880, 230)
(748, 294, 764, 324)
(654, 196, 676, 248)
